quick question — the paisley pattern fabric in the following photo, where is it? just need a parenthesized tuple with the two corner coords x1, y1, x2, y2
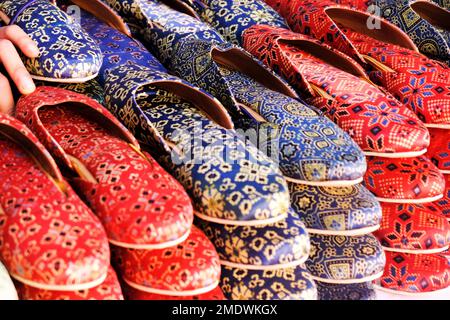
(16, 87, 194, 250)
(267, 0, 450, 127)
(289, 183, 382, 235)
(373, 0, 450, 65)
(434, 174, 450, 220)
(170, 39, 367, 184)
(426, 128, 450, 172)
(102, 64, 290, 225)
(220, 265, 317, 300)
(111, 226, 221, 295)
(34, 79, 105, 105)
(0, 262, 17, 300)
(375, 203, 450, 253)
(0, 0, 102, 81)
(376, 251, 450, 293)
(364, 156, 446, 202)
(101, 0, 224, 68)
(316, 281, 376, 300)
(175, 0, 289, 45)
(16, 266, 124, 300)
(122, 282, 225, 300)
(197, 209, 310, 268)
(242, 25, 431, 156)
(0, 113, 110, 290)
(307, 234, 386, 283)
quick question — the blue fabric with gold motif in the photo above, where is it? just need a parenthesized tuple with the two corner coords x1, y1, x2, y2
(316, 281, 376, 300)
(80, 10, 291, 226)
(220, 265, 317, 300)
(307, 234, 386, 283)
(0, 0, 103, 82)
(373, 0, 450, 65)
(289, 183, 382, 236)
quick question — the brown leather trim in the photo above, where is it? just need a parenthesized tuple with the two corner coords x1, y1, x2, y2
(69, 0, 131, 36)
(412, 0, 450, 30)
(158, 0, 201, 19)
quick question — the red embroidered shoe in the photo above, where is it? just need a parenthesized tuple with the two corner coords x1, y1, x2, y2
(434, 174, 450, 221)
(112, 226, 221, 297)
(121, 281, 225, 300)
(376, 252, 450, 295)
(426, 128, 450, 174)
(265, 0, 450, 128)
(15, 87, 194, 250)
(364, 156, 446, 203)
(375, 203, 450, 254)
(242, 25, 430, 157)
(15, 266, 123, 300)
(0, 113, 110, 291)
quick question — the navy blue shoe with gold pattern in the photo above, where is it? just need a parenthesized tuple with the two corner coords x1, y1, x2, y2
(289, 183, 382, 236)
(316, 281, 376, 300)
(79, 9, 291, 226)
(307, 234, 386, 284)
(220, 265, 317, 300)
(0, 0, 103, 82)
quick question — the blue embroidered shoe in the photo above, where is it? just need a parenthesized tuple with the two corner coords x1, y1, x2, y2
(170, 39, 367, 186)
(431, 0, 450, 10)
(34, 79, 105, 104)
(162, 0, 289, 45)
(197, 209, 310, 270)
(373, 0, 450, 66)
(316, 281, 376, 300)
(307, 234, 386, 284)
(0, 0, 103, 82)
(289, 183, 382, 236)
(79, 10, 291, 226)
(220, 265, 317, 300)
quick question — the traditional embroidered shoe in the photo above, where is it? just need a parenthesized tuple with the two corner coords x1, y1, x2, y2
(197, 209, 310, 270)
(0, 113, 110, 291)
(289, 183, 382, 236)
(99, 0, 225, 68)
(170, 38, 366, 186)
(316, 281, 376, 300)
(15, 266, 124, 300)
(432, 0, 450, 10)
(375, 251, 450, 295)
(164, 0, 289, 45)
(307, 234, 386, 284)
(242, 25, 431, 158)
(121, 281, 225, 300)
(426, 128, 450, 174)
(15, 87, 194, 250)
(364, 156, 446, 203)
(373, 0, 450, 66)
(220, 265, 317, 300)
(434, 174, 450, 220)
(0, 0, 102, 82)
(0, 262, 17, 300)
(375, 203, 450, 254)
(111, 226, 221, 297)
(79, 8, 291, 226)
(266, 0, 450, 128)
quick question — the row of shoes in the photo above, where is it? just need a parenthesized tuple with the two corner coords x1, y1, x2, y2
(0, 0, 449, 300)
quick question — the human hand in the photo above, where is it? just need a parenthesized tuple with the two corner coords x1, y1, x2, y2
(0, 25, 39, 114)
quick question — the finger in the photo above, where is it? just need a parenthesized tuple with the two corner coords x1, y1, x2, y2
(0, 73, 15, 114)
(0, 39, 35, 95)
(0, 25, 39, 58)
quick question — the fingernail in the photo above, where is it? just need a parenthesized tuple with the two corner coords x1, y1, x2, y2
(28, 43, 39, 56)
(21, 77, 35, 94)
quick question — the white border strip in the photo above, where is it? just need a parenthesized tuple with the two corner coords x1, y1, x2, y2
(376, 194, 443, 204)
(424, 123, 450, 129)
(123, 278, 220, 297)
(363, 149, 427, 158)
(306, 224, 380, 236)
(374, 284, 450, 297)
(310, 271, 384, 284)
(194, 211, 287, 226)
(220, 257, 308, 271)
(31, 73, 99, 84)
(382, 245, 449, 254)
(108, 229, 191, 250)
(284, 176, 363, 187)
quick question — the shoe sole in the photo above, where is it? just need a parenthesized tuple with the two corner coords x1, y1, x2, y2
(310, 271, 384, 284)
(363, 149, 427, 158)
(123, 277, 220, 297)
(376, 194, 443, 204)
(30, 73, 99, 84)
(10, 271, 108, 291)
(284, 176, 363, 187)
(373, 284, 450, 297)
(220, 257, 308, 271)
(194, 211, 288, 226)
(306, 224, 381, 236)
(382, 245, 450, 254)
(108, 229, 191, 250)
